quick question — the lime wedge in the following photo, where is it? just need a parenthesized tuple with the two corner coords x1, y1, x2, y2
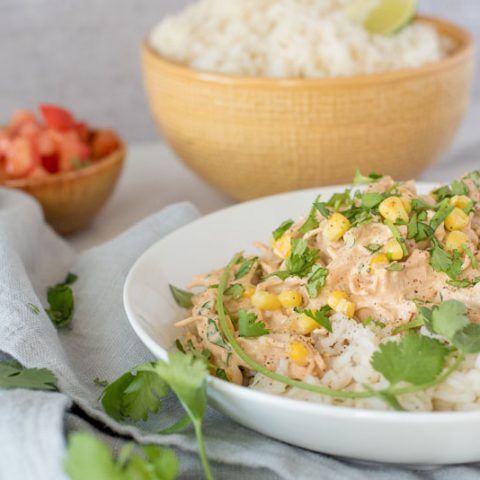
(363, 0, 417, 35)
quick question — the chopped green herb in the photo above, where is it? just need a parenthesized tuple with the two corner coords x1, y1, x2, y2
(306, 265, 329, 298)
(175, 339, 186, 353)
(365, 243, 382, 253)
(464, 245, 478, 269)
(206, 319, 231, 349)
(215, 368, 229, 381)
(0, 360, 56, 391)
(352, 169, 383, 186)
(429, 241, 462, 280)
(384, 220, 408, 256)
(314, 201, 330, 219)
(93, 377, 109, 387)
(386, 262, 404, 272)
(272, 219, 294, 241)
(169, 285, 193, 309)
(224, 283, 245, 300)
(272, 238, 319, 280)
(27, 303, 40, 315)
(299, 195, 321, 234)
(296, 306, 332, 333)
(392, 315, 425, 335)
(360, 192, 386, 209)
(429, 200, 454, 232)
(238, 309, 270, 337)
(235, 257, 258, 280)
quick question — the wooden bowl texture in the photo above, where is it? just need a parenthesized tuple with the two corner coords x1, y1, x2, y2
(142, 16, 475, 201)
(2, 145, 125, 235)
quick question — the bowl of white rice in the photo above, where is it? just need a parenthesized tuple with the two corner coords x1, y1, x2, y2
(142, 0, 474, 200)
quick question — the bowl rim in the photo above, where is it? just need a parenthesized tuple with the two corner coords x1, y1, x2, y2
(143, 14, 475, 87)
(1, 142, 125, 189)
(124, 181, 480, 422)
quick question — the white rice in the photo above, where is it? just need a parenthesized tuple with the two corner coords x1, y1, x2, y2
(250, 314, 480, 411)
(150, 0, 452, 78)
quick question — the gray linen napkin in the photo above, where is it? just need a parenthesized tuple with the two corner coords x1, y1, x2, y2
(2, 188, 480, 480)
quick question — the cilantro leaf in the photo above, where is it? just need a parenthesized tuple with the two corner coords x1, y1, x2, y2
(101, 363, 168, 422)
(428, 300, 469, 341)
(384, 220, 408, 256)
(224, 283, 245, 299)
(371, 331, 450, 386)
(299, 196, 321, 234)
(314, 201, 330, 219)
(296, 306, 332, 332)
(0, 360, 57, 391)
(429, 200, 454, 232)
(65, 432, 179, 480)
(46, 284, 74, 328)
(65, 432, 125, 480)
(352, 169, 383, 186)
(451, 324, 480, 354)
(392, 315, 425, 335)
(360, 192, 385, 209)
(154, 352, 208, 423)
(306, 265, 328, 298)
(206, 319, 231, 349)
(464, 245, 478, 269)
(238, 309, 270, 337)
(430, 242, 462, 280)
(365, 243, 382, 253)
(169, 285, 193, 309)
(386, 262, 404, 272)
(272, 219, 294, 241)
(235, 257, 258, 280)
(284, 238, 319, 278)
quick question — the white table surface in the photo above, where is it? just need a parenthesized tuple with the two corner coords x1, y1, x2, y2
(69, 102, 479, 252)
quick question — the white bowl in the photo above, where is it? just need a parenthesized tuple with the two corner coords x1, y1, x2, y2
(124, 183, 480, 465)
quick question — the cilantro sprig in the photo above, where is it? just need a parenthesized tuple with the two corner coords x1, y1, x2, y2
(272, 219, 294, 241)
(271, 238, 319, 280)
(295, 306, 332, 332)
(169, 285, 194, 309)
(101, 353, 212, 480)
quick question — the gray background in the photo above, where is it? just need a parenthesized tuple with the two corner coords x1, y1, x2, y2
(1, 1, 479, 142)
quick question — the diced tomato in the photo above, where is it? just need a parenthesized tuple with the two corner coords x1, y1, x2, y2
(91, 130, 120, 159)
(0, 131, 10, 161)
(5, 137, 39, 179)
(58, 131, 91, 172)
(8, 110, 39, 136)
(40, 104, 75, 132)
(75, 122, 90, 142)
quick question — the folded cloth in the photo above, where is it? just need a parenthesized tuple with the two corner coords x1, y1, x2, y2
(2, 188, 480, 480)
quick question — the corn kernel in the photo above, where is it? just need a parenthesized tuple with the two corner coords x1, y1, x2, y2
(278, 290, 302, 308)
(450, 195, 471, 210)
(324, 213, 351, 241)
(370, 253, 389, 268)
(445, 231, 469, 252)
(327, 290, 348, 310)
(378, 197, 409, 223)
(288, 341, 309, 366)
(273, 234, 292, 259)
(444, 208, 469, 232)
(336, 299, 356, 318)
(251, 291, 282, 310)
(401, 197, 412, 214)
(384, 239, 404, 261)
(243, 286, 256, 299)
(291, 314, 319, 335)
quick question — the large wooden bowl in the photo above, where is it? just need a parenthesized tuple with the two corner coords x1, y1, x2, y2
(142, 16, 474, 201)
(2, 144, 125, 235)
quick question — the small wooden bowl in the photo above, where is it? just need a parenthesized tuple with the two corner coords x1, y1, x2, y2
(142, 15, 474, 200)
(2, 142, 125, 235)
